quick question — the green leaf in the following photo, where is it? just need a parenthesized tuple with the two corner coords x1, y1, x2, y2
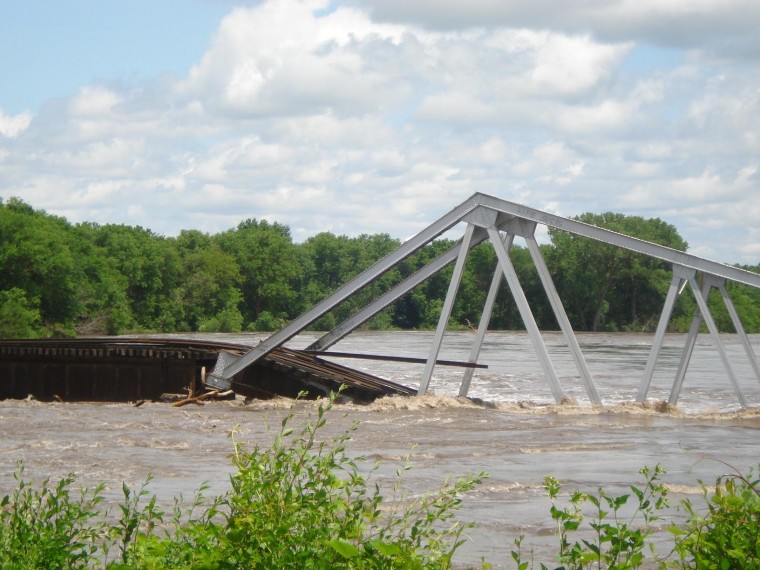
(327, 539, 362, 558)
(614, 494, 630, 508)
(369, 539, 402, 556)
(563, 520, 581, 531)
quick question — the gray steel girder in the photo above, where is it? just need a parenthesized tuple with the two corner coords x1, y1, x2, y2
(207, 192, 760, 406)
(206, 197, 481, 389)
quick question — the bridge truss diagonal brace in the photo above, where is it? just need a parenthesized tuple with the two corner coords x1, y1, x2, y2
(713, 277, 760, 388)
(638, 265, 753, 408)
(418, 222, 479, 395)
(488, 224, 566, 403)
(637, 265, 691, 403)
(678, 273, 749, 408)
(669, 274, 715, 407)
(505, 218, 602, 405)
(458, 232, 514, 397)
(206, 195, 483, 389)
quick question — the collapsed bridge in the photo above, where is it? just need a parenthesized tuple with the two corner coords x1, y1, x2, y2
(0, 337, 415, 402)
(2, 193, 759, 407)
(206, 193, 760, 408)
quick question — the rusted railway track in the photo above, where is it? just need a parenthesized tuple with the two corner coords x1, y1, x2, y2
(0, 338, 415, 402)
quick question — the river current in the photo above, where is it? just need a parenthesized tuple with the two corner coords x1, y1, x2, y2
(2, 331, 759, 567)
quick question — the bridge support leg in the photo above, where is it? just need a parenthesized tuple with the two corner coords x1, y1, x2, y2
(668, 271, 710, 406)
(520, 226, 601, 405)
(458, 234, 513, 397)
(637, 266, 688, 403)
(418, 224, 476, 395)
(670, 274, 749, 408)
(488, 226, 565, 403)
(714, 279, 760, 387)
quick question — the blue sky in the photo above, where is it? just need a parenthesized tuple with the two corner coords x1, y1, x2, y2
(0, 1, 230, 113)
(1, 0, 759, 264)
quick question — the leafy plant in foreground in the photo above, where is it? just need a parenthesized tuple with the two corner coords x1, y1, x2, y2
(512, 465, 670, 569)
(671, 464, 760, 569)
(0, 462, 107, 569)
(119, 389, 486, 569)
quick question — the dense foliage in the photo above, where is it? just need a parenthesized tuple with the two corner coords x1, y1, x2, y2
(2, 197, 759, 338)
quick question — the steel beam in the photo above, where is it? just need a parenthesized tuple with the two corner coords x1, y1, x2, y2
(488, 225, 566, 403)
(472, 193, 760, 290)
(458, 234, 513, 397)
(512, 219, 602, 405)
(637, 265, 690, 403)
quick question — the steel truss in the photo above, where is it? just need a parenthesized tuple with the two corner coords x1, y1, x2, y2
(207, 193, 760, 408)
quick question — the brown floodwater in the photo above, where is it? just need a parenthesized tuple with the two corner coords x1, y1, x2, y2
(2, 331, 759, 568)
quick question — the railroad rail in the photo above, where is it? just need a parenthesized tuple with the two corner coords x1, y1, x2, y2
(0, 337, 415, 402)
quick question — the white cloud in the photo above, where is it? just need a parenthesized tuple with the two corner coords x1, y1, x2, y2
(1, 0, 759, 264)
(181, 1, 407, 117)
(530, 34, 627, 95)
(345, 0, 760, 55)
(0, 109, 32, 138)
(626, 166, 757, 207)
(69, 86, 121, 117)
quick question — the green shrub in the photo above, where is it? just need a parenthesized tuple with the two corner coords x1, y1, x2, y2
(0, 462, 106, 568)
(247, 310, 288, 332)
(125, 389, 486, 569)
(0, 287, 43, 338)
(673, 464, 760, 569)
(512, 465, 670, 570)
(513, 463, 760, 569)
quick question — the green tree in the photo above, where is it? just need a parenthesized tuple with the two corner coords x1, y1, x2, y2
(0, 198, 82, 334)
(71, 223, 134, 334)
(176, 230, 244, 332)
(391, 239, 455, 330)
(0, 288, 43, 338)
(298, 232, 401, 331)
(218, 219, 303, 327)
(91, 224, 183, 331)
(546, 213, 688, 332)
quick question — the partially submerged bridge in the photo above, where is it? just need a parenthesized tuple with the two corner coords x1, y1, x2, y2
(206, 193, 760, 408)
(2, 193, 759, 407)
(0, 337, 415, 402)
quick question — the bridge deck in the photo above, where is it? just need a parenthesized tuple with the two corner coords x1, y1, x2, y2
(0, 338, 414, 403)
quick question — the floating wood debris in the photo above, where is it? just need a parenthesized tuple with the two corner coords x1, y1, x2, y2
(172, 389, 235, 408)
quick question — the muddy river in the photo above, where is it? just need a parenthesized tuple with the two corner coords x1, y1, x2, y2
(2, 331, 759, 567)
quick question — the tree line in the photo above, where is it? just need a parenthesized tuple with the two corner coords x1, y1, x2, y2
(2, 196, 759, 339)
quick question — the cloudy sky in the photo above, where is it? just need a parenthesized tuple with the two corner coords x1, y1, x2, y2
(1, 0, 759, 264)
